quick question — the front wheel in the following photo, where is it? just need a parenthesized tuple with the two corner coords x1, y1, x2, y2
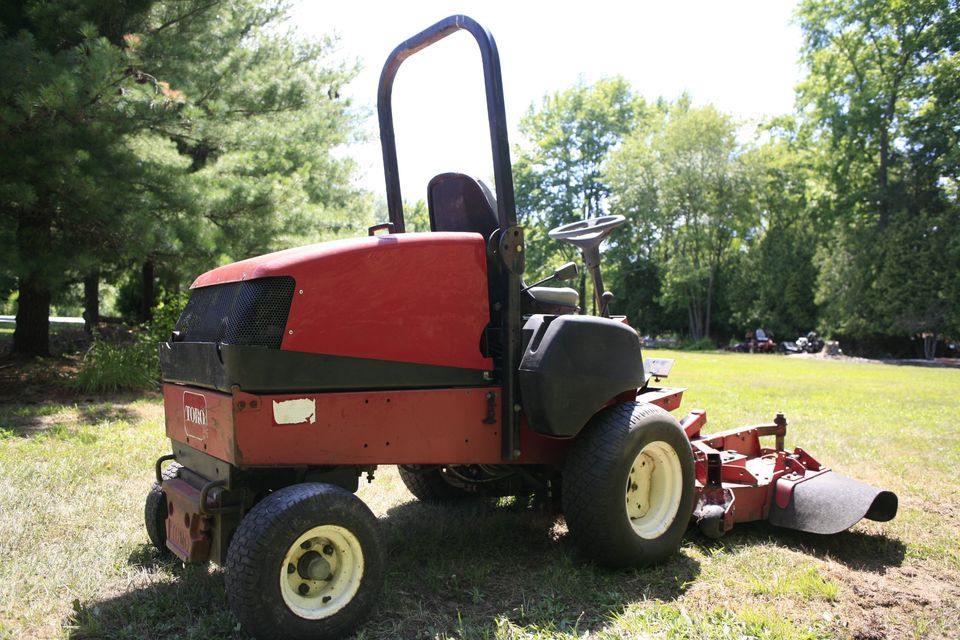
(562, 402, 694, 568)
(225, 483, 384, 640)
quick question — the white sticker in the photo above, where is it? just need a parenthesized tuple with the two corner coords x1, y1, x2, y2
(272, 398, 316, 425)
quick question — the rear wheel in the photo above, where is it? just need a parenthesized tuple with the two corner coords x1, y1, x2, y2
(225, 483, 384, 640)
(397, 465, 474, 501)
(562, 402, 694, 567)
(144, 462, 181, 554)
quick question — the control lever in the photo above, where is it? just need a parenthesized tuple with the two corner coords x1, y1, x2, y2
(521, 261, 579, 292)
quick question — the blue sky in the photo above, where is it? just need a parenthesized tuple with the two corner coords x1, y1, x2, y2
(291, 1, 804, 201)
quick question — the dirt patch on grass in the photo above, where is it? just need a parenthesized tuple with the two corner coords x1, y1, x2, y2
(787, 351, 960, 369)
(0, 348, 161, 434)
(829, 562, 960, 639)
(0, 391, 162, 435)
(0, 353, 82, 403)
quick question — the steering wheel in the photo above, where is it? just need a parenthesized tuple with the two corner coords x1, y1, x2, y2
(547, 215, 626, 315)
(548, 215, 626, 258)
(549, 214, 625, 242)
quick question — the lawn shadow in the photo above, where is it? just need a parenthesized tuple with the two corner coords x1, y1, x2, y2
(689, 520, 906, 573)
(362, 499, 701, 638)
(76, 401, 138, 425)
(0, 395, 145, 438)
(72, 503, 700, 640)
(67, 546, 246, 640)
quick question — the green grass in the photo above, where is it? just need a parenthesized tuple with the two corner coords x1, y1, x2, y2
(1, 352, 959, 639)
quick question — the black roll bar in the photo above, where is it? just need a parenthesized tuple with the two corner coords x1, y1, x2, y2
(377, 14, 518, 234)
(377, 15, 524, 460)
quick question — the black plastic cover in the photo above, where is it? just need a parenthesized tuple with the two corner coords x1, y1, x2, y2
(159, 342, 489, 394)
(519, 314, 644, 437)
(769, 471, 898, 534)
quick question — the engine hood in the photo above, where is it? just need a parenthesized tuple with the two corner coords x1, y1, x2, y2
(191, 232, 483, 288)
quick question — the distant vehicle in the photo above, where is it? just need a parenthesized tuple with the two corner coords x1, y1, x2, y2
(780, 331, 824, 355)
(640, 335, 678, 349)
(726, 328, 777, 353)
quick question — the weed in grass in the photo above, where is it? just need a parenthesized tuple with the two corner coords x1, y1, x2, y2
(747, 565, 840, 601)
(604, 603, 832, 640)
(9, 403, 67, 418)
(736, 605, 829, 640)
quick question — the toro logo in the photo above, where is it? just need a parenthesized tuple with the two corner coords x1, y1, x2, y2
(182, 391, 208, 439)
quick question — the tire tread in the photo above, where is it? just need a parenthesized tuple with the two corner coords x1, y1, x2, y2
(225, 483, 384, 640)
(562, 403, 693, 567)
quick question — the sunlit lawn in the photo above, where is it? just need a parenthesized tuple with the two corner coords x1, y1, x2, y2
(0, 352, 958, 639)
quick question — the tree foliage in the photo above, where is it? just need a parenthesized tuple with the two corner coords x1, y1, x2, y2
(2, 0, 957, 360)
(513, 77, 641, 284)
(798, 0, 960, 349)
(512, 1, 957, 355)
(0, 0, 365, 355)
(608, 99, 756, 340)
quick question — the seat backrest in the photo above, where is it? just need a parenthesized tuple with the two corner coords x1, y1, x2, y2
(427, 173, 499, 241)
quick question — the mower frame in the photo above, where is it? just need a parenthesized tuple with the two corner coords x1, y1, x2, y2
(378, 15, 526, 460)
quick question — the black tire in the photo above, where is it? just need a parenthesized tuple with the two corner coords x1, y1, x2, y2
(562, 402, 695, 568)
(397, 465, 473, 501)
(144, 462, 182, 554)
(225, 483, 384, 640)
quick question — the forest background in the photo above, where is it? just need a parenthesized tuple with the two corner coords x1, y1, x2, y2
(1, 0, 957, 362)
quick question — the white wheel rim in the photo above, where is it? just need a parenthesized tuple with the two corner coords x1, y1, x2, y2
(625, 441, 683, 539)
(280, 525, 364, 620)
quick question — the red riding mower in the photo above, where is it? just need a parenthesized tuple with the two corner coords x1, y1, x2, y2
(146, 15, 897, 640)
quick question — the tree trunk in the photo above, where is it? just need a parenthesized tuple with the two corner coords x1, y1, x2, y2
(12, 209, 52, 356)
(877, 75, 901, 229)
(878, 121, 891, 229)
(83, 270, 100, 334)
(704, 268, 715, 342)
(140, 259, 155, 323)
(13, 275, 51, 357)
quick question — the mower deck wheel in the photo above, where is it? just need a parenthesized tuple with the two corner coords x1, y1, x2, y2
(144, 462, 182, 555)
(562, 402, 694, 568)
(225, 483, 384, 640)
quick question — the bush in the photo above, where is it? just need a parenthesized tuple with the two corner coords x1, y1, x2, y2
(73, 336, 157, 393)
(72, 290, 188, 393)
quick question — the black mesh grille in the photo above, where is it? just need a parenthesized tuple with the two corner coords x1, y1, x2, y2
(175, 276, 295, 349)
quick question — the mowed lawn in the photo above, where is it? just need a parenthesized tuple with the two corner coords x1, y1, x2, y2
(0, 352, 958, 640)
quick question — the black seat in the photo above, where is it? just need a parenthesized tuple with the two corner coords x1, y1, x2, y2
(427, 173, 500, 240)
(426, 172, 579, 317)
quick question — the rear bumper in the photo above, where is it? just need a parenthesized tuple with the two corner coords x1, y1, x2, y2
(163, 478, 212, 562)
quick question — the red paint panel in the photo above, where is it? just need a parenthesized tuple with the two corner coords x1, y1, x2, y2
(163, 384, 236, 461)
(636, 387, 686, 414)
(726, 484, 773, 523)
(232, 388, 569, 466)
(164, 385, 572, 468)
(190, 233, 493, 370)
